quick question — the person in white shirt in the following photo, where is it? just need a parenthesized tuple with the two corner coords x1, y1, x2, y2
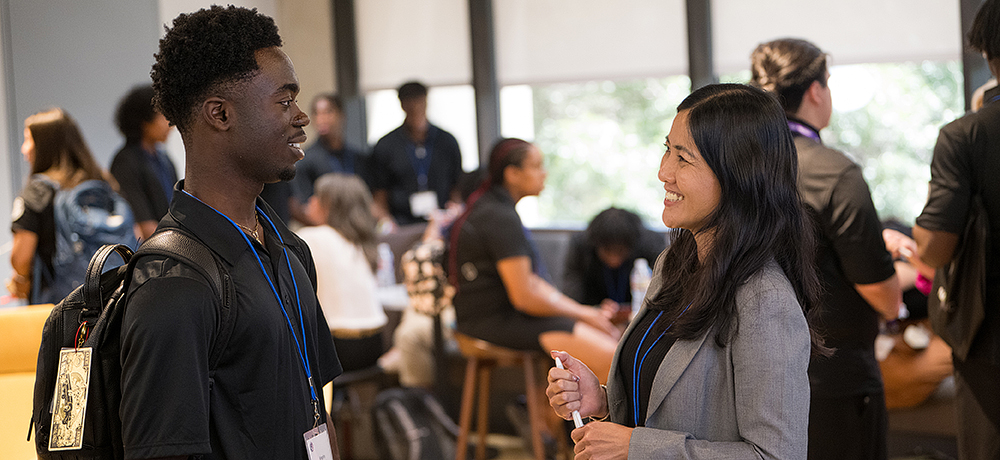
(297, 173, 387, 372)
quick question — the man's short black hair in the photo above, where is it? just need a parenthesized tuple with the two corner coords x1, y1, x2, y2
(969, 0, 1000, 61)
(397, 81, 428, 101)
(585, 207, 644, 251)
(115, 84, 157, 144)
(151, 5, 282, 134)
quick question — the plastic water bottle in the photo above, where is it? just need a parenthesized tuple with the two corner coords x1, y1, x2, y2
(630, 258, 652, 317)
(376, 243, 395, 286)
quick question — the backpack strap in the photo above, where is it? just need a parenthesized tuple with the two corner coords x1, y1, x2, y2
(136, 229, 236, 369)
(82, 244, 136, 310)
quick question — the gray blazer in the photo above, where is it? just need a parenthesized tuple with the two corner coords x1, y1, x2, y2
(606, 252, 811, 459)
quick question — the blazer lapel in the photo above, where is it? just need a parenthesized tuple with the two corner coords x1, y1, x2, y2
(643, 331, 709, 423)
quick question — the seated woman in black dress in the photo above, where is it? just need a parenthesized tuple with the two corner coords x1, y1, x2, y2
(448, 138, 619, 383)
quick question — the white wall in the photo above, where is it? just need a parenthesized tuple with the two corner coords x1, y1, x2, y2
(1, 0, 162, 304)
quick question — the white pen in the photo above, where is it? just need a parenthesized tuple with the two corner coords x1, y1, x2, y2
(554, 357, 584, 428)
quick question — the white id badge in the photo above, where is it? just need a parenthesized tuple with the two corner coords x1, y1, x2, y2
(409, 190, 438, 218)
(303, 423, 335, 460)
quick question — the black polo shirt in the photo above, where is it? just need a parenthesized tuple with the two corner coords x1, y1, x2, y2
(370, 124, 463, 225)
(120, 181, 341, 459)
(793, 127, 895, 397)
(110, 143, 178, 223)
(450, 185, 573, 350)
(291, 141, 370, 204)
(917, 97, 1000, 363)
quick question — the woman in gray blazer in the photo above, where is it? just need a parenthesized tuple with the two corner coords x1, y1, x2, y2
(547, 84, 827, 459)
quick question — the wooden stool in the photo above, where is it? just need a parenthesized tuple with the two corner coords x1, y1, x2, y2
(454, 332, 562, 460)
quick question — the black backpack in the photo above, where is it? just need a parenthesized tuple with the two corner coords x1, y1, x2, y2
(30, 228, 234, 459)
(371, 387, 461, 460)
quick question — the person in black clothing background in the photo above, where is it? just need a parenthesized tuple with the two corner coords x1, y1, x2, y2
(449, 138, 618, 383)
(8, 108, 120, 303)
(563, 207, 666, 319)
(110, 84, 177, 240)
(915, 1, 1000, 457)
(370, 81, 463, 226)
(751, 38, 902, 460)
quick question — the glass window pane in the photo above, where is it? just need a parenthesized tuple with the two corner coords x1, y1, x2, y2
(507, 77, 691, 228)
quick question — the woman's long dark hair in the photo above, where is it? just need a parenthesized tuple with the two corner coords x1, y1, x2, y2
(649, 84, 826, 354)
(26, 108, 106, 188)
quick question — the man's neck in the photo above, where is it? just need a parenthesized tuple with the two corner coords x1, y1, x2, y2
(404, 119, 428, 144)
(183, 158, 261, 228)
(791, 104, 827, 132)
(140, 137, 159, 154)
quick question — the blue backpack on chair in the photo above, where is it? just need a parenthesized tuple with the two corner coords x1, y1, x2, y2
(32, 176, 136, 304)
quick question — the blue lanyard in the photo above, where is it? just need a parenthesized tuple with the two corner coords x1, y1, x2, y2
(787, 120, 821, 143)
(181, 190, 320, 424)
(990, 94, 1000, 104)
(632, 303, 692, 426)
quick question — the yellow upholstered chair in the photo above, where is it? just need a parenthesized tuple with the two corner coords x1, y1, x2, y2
(0, 303, 54, 460)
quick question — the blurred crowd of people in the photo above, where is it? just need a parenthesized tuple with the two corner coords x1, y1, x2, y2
(7, 1, 1000, 459)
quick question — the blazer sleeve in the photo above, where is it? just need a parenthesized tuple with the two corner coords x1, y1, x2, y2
(627, 269, 811, 460)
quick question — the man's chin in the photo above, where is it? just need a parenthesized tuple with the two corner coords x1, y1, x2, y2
(277, 167, 296, 182)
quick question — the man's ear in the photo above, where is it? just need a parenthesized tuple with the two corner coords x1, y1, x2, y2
(202, 97, 231, 131)
(502, 164, 519, 187)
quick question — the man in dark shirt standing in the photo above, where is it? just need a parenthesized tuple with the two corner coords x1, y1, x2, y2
(915, 2, 1000, 458)
(119, 6, 341, 459)
(751, 38, 901, 460)
(287, 93, 368, 224)
(370, 81, 463, 226)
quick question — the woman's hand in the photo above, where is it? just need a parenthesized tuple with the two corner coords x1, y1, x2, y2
(571, 422, 632, 460)
(546, 351, 606, 420)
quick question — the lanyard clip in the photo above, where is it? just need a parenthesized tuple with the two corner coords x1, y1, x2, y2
(309, 376, 320, 428)
(312, 399, 320, 428)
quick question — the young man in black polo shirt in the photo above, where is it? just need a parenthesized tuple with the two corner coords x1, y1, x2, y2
(119, 6, 341, 459)
(915, 1, 1000, 457)
(751, 39, 902, 460)
(369, 81, 463, 226)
